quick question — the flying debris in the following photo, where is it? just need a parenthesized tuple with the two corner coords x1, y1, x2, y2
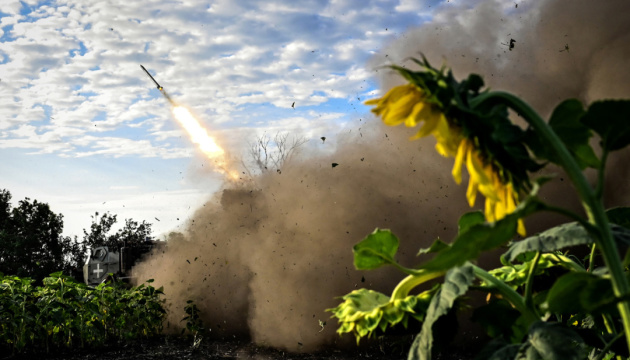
(501, 38, 516, 51)
(140, 64, 175, 105)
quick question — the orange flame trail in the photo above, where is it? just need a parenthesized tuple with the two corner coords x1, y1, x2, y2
(172, 106, 239, 180)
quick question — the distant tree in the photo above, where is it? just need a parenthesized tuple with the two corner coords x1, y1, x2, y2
(247, 131, 308, 173)
(82, 211, 153, 250)
(0, 189, 85, 282)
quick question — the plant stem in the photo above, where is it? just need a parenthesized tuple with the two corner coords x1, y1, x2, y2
(546, 253, 586, 272)
(524, 251, 541, 313)
(589, 244, 597, 272)
(595, 149, 609, 200)
(472, 91, 630, 354)
(472, 264, 539, 326)
(593, 332, 624, 360)
(390, 269, 446, 300)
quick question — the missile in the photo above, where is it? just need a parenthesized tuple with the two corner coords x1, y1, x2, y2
(140, 64, 175, 105)
(140, 65, 162, 90)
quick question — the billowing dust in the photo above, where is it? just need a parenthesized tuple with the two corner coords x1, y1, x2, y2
(133, 0, 630, 353)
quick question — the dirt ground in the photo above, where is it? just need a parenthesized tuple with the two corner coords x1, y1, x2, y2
(4, 336, 476, 360)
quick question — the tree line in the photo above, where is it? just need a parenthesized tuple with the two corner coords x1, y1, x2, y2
(0, 189, 153, 283)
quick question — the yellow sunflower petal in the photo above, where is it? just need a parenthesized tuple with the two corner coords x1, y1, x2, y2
(517, 219, 526, 237)
(451, 139, 469, 185)
(466, 150, 492, 187)
(403, 102, 426, 128)
(484, 198, 496, 222)
(466, 176, 478, 207)
(382, 92, 421, 126)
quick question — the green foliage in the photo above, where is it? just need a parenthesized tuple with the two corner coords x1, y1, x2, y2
(330, 60, 630, 360)
(581, 100, 630, 152)
(327, 288, 434, 344)
(0, 189, 86, 282)
(407, 264, 474, 360)
(353, 229, 399, 270)
(0, 272, 165, 355)
(83, 211, 153, 251)
(527, 99, 599, 169)
(181, 299, 205, 349)
(503, 222, 594, 263)
(545, 272, 616, 315)
(478, 322, 586, 360)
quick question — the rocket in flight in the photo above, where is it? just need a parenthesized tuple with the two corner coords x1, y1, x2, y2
(140, 64, 175, 105)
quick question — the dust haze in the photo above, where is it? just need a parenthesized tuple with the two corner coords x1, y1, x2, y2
(133, 0, 630, 352)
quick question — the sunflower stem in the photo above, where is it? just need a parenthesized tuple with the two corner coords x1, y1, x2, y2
(471, 91, 630, 354)
(472, 264, 539, 326)
(390, 270, 446, 300)
(524, 251, 542, 314)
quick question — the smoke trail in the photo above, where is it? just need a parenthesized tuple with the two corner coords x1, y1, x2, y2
(134, 0, 630, 352)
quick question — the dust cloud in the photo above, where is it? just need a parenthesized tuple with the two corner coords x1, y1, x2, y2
(133, 0, 630, 353)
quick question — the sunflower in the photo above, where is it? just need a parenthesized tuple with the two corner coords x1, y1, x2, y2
(367, 83, 526, 236)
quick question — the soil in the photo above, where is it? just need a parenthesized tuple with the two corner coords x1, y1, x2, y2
(4, 336, 475, 360)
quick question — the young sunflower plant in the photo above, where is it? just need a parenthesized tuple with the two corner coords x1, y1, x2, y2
(328, 57, 630, 360)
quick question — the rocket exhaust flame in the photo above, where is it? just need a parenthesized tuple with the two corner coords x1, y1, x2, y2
(140, 65, 239, 180)
(172, 106, 239, 180)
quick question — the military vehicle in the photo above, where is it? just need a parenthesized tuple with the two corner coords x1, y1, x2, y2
(83, 240, 157, 285)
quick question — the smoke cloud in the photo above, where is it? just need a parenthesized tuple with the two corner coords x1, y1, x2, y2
(133, 0, 630, 352)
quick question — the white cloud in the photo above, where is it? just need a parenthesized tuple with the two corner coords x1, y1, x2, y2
(0, 0, 22, 15)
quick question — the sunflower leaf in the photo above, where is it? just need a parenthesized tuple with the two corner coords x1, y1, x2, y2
(408, 263, 474, 360)
(581, 100, 630, 151)
(353, 229, 399, 270)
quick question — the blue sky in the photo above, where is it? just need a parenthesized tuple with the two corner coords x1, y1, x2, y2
(0, 0, 443, 238)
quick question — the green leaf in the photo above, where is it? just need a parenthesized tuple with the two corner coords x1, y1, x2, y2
(408, 263, 474, 360)
(420, 214, 518, 272)
(546, 272, 616, 314)
(417, 238, 450, 256)
(581, 100, 630, 151)
(503, 222, 592, 263)
(458, 211, 485, 234)
(504, 222, 630, 263)
(353, 229, 399, 270)
(478, 322, 585, 360)
(607, 207, 630, 229)
(548, 99, 599, 169)
(525, 322, 585, 360)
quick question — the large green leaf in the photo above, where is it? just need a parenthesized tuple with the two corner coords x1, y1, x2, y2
(581, 100, 630, 151)
(503, 222, 591, 263)
(504, 222, 630, 263)
(545, 272, 616, 315)
(478, 322, 585, 360)
(353, 228, 399, 270)
(548, 99, 599, 169)
(524, 322, 585, 360)
(420, 214, 517, 272)
(408, 263, 474, 360)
